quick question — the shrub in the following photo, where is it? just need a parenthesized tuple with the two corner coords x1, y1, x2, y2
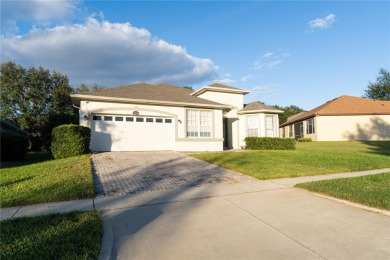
(297, 138, 312, 142)
(1, 132, 29, 161)
(245, 137, 296, 150)
(51, 125, 90, 159)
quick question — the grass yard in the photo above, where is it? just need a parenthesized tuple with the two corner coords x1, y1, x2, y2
(296, 173, 390, 210)
(190, 141, 390, 180)
(0, 153, 95, 207)
(0, 211, 103, 260)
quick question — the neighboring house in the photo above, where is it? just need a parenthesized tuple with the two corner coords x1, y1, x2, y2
(70, 83, 283, 152)
(279, 95, 390, 141)
(0, 120, 29, 136)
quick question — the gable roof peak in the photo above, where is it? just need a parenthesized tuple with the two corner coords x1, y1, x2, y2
(191, 82, 250, 96)
(238, 101, 284, 114)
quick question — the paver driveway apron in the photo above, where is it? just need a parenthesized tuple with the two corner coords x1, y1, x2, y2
(91, 151, 254, 196)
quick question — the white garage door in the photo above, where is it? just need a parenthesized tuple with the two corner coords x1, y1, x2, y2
(90, 114, 174, 151)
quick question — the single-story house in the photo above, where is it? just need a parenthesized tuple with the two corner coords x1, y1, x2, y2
(279, 95, 390, 141)
(70, 83, 283, 152)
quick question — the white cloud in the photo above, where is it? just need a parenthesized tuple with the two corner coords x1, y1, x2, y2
(240, 74, 255, 82)
(1, 17, 218, 86)
(308, 14, 337, 30)
(245, 84, 279, 102)
(262, 52, 273, 58)
(1, 0, 80, 32)
(252, 51, 290, 70)
(214, 72, 236, 85)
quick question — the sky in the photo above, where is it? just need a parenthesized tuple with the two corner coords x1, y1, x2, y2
(1, 0, 389, 110)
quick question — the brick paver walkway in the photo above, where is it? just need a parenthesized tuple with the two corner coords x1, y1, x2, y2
(91, 151, 254, 196)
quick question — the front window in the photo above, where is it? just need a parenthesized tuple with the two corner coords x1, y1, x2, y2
(247, 116, 259, 137)
(266, 116, 274, 137)
(306, 118, 315, 134)
(186, 110, 211, 138)
(289, 125, 293, 137)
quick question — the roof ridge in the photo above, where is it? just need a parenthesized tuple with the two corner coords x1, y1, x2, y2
(71, 82, 230, 108)
(280, 95, 390, 127)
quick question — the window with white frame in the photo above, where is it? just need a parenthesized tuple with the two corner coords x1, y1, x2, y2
(306, 118, 315, 134)
(266, 116, 275, 137)
(288, 125, 293, 137)
(186, 110, 211, 138)
(247, 116, 259, 137)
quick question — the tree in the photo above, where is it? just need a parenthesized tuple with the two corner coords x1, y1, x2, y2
(0, 61, 77, 150)
(364, 68, 390, 101)
(73, 83, 104, 93)
(183, 85, 194, 91)
(272, 105, 305, 125)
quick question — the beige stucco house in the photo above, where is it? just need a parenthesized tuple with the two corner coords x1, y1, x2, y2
(279, 95, 390, 141)
(70, 83, 283, 152)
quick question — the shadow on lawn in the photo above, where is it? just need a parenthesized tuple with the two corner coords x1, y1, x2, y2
(360, 141, 390, 156)
(0, 176, 34, 188)
(0, 151, 53, 169)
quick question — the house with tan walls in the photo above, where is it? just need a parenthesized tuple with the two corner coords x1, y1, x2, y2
(279, 95, 390, 141)
(70, 83, 283, 152)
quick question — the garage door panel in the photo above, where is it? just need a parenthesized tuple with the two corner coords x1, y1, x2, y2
(91, 115, 174, 151)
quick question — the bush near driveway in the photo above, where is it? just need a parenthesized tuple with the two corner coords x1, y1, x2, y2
(296, 173, 390, 210)
(245, 137, 296, 150)
(0, 211, 103, 260)
(51, 124, 91, 159)
(0, 154, 95, 207)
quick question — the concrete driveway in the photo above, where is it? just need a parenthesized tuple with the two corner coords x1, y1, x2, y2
(92, 152, 390, 260)
(91, 151, 254, 196)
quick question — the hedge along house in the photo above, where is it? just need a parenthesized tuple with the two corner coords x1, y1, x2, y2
(70, 82, 283, 152)
(279, 95, 390, 141)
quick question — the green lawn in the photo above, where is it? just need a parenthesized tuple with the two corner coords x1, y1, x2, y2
(0, 211, 103, 260)
(296, 173, 390, 210)
(0, 153, 95, 207)
(190, 141, 390, 180)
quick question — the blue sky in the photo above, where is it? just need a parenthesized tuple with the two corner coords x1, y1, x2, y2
(1, 1, 389, 110)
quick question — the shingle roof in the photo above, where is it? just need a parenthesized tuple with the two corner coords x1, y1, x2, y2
(280, 95, 390, 127)
(238, 102, 283, 114)
(209, 83, 244, 91)
(71, 83, 229, 108)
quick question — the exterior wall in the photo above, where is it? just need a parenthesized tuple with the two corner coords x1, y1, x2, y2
(197, 91, 244, 112)
(239, 113, 280, 147)
(79, 101, 224, 151)
(316, 115, 390, 141)
(197, 91, 244, 149)
(198, 90, 244, 149)
(279, 115, 390, 141)
(280, 125, 295, 139)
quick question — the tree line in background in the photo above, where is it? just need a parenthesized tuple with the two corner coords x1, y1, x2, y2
(0, 61, 104, 151)
(1, 61, 388, 151)
(363, 68, 390, 101)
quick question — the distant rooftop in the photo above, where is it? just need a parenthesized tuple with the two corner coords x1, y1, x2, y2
(280, 95, 390, 127)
